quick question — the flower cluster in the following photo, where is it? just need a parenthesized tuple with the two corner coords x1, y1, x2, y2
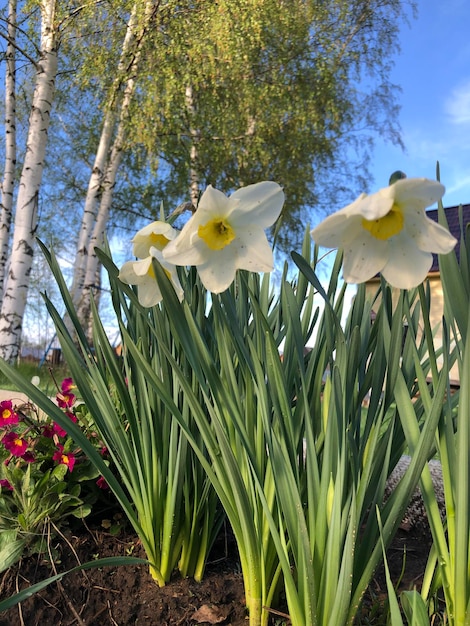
(0, 378, 108, 491)
(119, 182, 285, 305)
(120, 177, 458, 305)
(0, 379, 115, 565)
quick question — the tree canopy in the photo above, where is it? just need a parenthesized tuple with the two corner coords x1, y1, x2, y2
(48, 0, 411, 248)
(0, 0, 414, 357)
(123, 0, 409, 247)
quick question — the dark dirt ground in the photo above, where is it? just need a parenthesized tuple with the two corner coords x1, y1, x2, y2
(0, 518, 434, 626)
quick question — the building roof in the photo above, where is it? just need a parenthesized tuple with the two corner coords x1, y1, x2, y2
(426, 203, 470, 272)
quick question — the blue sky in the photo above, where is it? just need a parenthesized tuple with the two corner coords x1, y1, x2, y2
(370, 0, 470, 209)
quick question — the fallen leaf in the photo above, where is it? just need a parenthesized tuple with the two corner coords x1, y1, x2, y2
(192, 603, 229, 624)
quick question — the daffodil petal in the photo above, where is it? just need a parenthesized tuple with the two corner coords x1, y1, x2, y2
(163, 226, 209, 265)
(342, 233, 388, 283)
(196, 185, 231, 219)
(352, 189, 394, 220)
(228, 182, 284, 228)
(163, 186, 232, 264)
(196, 252, 237, 293)
(394, 178, 445, 208)
(232, 227, 274, 272)
(311, 212, 363, 248)
(407, 216, 458, 254)
(138, 280, 162, 307)
(133, 256, 153, 277)
(149, 248, 184, 301)
(132, 221, 178, 258)
(381, 233, 433, 289)
(119, 260, 145, 284)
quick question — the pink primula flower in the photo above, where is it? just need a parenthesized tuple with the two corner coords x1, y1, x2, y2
(56, 379, 76, 408)
(52, 445, 76, 472)
(61, 378, 75, 393)
(56, 391, 76, 409)
(96, 476, 109, 490)
(52, 422, 67, 437)
(53, 411, 78, 437)
(0, 400, 19, 426)
(41, 424, 55, 438)
(0, 478, 13, 491)
(2, 431, 28, 457)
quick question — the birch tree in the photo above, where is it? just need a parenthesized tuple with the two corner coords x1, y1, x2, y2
(69, 0, 160, 337)
(0, 0, 59, 363)
(0, 0, 17, 299)
(69, 2, 147, 310)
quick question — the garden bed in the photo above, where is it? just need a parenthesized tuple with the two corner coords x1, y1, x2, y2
(0, 521, 432, 626)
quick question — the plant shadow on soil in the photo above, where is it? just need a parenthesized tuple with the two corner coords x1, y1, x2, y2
(0, 515, 435, 626)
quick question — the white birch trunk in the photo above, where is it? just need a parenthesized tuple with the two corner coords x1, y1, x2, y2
(185, 84, 201, 206)
(76, 70, 134, 334)
(69, 3, 142, 309)
(0, 0, 59, 363)
(0, 0, 18, 301)
(74, 1, 157, 335)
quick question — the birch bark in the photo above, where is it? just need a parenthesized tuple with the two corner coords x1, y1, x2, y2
(185, 84, 201, 207)
(69, 2, 141, 310)
(0, 0, 18, 301)
(0, 0, 59, 363)
(73, 0, 157, 335)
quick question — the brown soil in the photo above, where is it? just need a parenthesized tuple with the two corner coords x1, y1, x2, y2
(0, 522, 433, 626)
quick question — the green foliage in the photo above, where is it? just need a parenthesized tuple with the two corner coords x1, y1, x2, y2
(68, 232, 444, 625)
(0, 361, 69, 394)
(6, 229, 445, 626)
(374, 182, 470, 626)
(407, 194, 470, 626)
(3, 239, 224, 587)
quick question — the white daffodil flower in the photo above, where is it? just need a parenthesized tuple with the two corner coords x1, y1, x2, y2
(162, 182, 285, 293)
(119, 247, 183, 307)
(310, 178, 457, 289)
(131, 221, 179, 259)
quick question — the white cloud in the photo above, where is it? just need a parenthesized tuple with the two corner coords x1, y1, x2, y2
(446, 80, 470, 124)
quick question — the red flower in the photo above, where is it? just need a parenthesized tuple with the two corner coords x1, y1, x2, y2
(2, 431, 28, 457)
(65, 411, 78, 424)
(56, 391, 76, 409)
(52, 422, 67, 437)
(42, 424, 55, 438)
(52, 410, 78, 437)
(52, 445, 76, 472)
(61, 378, 75, 393)
(0, 478, 13, 491)
(96, 476, 109, 490)
(56, 379, 77, 408)
(0, 400, 19, 426)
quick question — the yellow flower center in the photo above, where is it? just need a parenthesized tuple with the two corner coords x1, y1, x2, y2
(361, 204, 404, 240)
(149, 233, 170, 250)
(2, 409, 11, 420)
(198, 218, 236, 250)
